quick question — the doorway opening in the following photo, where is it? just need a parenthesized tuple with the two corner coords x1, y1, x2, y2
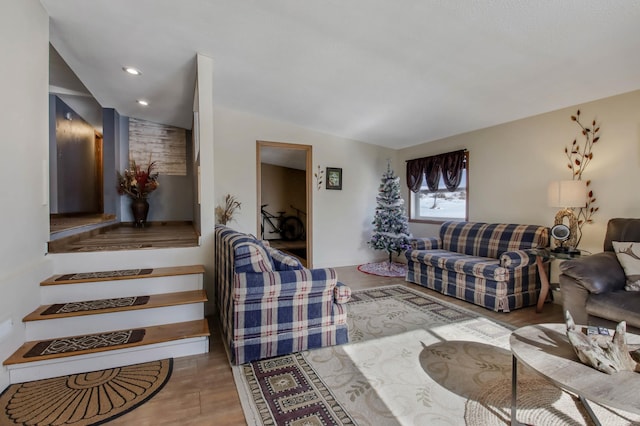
(47, 44, 199, 253)
(257, 141, 312, 267)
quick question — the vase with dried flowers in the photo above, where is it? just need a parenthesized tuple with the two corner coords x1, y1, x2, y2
(117, 160, 159, 227)
(215, 194, 241, 225)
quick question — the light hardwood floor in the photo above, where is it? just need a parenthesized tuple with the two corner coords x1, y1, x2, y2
(109, 266, 564, 425)
(48, 222, 199, 253)
(49, 213, 115, 234)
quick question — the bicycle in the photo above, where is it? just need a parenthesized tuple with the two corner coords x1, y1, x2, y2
(260, 204, 305, 241)
(288, 204, 307, 238)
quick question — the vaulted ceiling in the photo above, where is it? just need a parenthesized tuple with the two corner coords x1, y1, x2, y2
(41, 1, 640, 149)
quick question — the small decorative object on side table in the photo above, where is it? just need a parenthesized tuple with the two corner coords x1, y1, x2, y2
(526, 247, 590, 313)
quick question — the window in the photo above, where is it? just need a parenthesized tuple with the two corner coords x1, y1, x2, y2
(407, 151, 468, 223)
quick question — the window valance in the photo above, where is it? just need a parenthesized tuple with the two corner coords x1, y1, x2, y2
(406, 149, 467, 193)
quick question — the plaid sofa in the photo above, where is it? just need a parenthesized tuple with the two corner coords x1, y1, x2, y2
(214, 225, 350, 364)
(405, 221, 549, 312)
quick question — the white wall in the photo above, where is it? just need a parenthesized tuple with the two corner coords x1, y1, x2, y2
(195, 55, 216, 313)
(214, 106, 396, 268)
(0, 0, 52, 390)
(399, 89, 640, 256)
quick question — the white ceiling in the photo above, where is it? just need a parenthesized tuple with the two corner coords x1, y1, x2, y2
(261, 146, 307, 171)
(49, 45, 104, 132)
(41, 1, 640, 149)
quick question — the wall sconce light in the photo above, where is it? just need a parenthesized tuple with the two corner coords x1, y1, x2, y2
(547, 180, 586, 252)
(64, 112, 73, 121)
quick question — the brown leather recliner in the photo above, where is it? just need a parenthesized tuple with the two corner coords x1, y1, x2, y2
(559, 218, 640, 332)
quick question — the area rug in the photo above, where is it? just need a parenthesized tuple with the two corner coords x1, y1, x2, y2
(41, 296, 150, 315)
(233, 285, 640, 425)
(357, 261, 407, 277)
(0, 359, 172, 425)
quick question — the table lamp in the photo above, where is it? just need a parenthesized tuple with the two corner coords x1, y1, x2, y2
(547, 180, 586, 253)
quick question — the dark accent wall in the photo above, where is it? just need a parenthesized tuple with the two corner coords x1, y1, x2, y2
(50, 100, 195, 222)
(48, 95, 58, 212)
(51, 96, 99, 214)
(147, 129, 194, 222)
(102, 108, 121, 217)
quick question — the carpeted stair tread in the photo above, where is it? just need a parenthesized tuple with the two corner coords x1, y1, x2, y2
(23, 290, 208, 321)
(3, 319, 210, 365)
(41, 264, 205, 285)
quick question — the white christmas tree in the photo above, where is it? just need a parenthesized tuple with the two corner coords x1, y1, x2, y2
(368, 162, 412, 265)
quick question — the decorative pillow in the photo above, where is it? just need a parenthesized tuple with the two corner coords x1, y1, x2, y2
(612, 241, 640, 291)
(266, 246, 303, 271)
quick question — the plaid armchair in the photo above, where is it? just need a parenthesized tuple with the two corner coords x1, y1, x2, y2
(214, 225, 350, 365)
(405, 221, 549, 312)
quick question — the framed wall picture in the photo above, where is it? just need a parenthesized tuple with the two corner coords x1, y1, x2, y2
(326, 167, 342, 190)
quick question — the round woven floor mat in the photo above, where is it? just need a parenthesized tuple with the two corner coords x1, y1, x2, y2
(0, 359, 172, 425)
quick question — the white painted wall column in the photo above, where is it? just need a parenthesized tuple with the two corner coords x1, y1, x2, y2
(0, 0, 53, 391)
(196, 54, 216, 315)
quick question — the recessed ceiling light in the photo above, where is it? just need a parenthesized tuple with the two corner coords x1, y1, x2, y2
(137, 99, 149, 106)
(123, 66, 142, 76)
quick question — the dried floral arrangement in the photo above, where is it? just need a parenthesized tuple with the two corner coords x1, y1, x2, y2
(117, 160, 159, 199)
(216, 194, 242, 225)
(564, 110, 600, 246)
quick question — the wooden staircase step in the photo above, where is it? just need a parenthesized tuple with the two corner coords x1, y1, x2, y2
(23, 290, 207, 322)
(41, 264, 205, 286)
(4, 319, 210, 366)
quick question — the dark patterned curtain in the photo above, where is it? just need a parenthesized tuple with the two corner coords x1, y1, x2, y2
(424, 156, 441, 191)
(406, 150, 466, 193)
(406, 157, 428, 193)
(442, 150, 466, 191)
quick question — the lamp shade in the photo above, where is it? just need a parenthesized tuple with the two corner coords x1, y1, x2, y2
(547, 180, 587, 208)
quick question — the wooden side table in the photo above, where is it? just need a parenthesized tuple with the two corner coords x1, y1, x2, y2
(527, 248, 587, 313)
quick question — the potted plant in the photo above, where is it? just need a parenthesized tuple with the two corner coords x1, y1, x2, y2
(117, 160, 159, 227)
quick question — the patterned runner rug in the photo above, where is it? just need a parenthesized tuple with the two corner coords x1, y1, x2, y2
(0, 359, 172, 425)
(25, 329, 146, 358)
(55, 268, 153, 281)
(233, 285, 640, 425)
(41, 296, 151, 315)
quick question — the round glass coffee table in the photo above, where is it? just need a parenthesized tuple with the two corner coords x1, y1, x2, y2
(510, 323, 640, 425)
